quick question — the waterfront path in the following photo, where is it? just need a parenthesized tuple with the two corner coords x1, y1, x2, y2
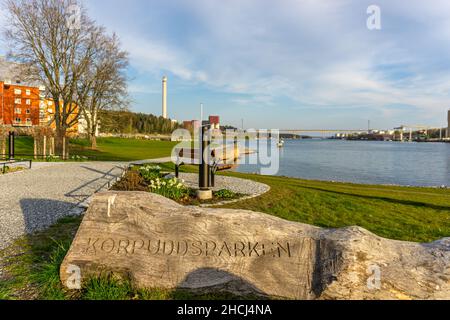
(0, 162, 126, 250)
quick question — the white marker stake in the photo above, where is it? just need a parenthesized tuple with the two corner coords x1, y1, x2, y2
(107, 194, 117, 218)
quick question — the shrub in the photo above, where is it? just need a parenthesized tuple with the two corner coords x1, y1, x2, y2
(46, 155, 60, 162)
(1, 166, 24, 174)
(214, 189, 238, 199)
(139, 165, 162, 182)
(148, 177, 190, 201)
(70, 155, 88, 162)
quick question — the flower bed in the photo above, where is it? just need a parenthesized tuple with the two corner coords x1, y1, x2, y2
(111, 165, 243, 205)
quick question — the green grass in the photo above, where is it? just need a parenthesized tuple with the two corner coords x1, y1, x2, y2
(3, 137, 177, 161)
(69, 138, 177, 161)
(145, 163, 450, 242)
(0, 216, 80, 300)
(1, 136, 34, 159)
(1, 161, 449, 300)
(218, 172, 450, 243)
(0, 215, 252, 300)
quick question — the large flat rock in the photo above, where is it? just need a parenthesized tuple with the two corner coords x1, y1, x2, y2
(61, 191, 450, 300)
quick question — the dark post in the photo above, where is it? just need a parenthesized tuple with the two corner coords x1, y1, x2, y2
(8, 131, 15, 160)
(199, 125, 210, 190)
(210, 166, 215, 187)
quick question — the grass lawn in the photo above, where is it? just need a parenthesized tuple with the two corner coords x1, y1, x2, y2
(157, 163, 450, 243)
(4, 137, 177, 161)
(1, 162, 449, 300)
(2, 136, 35, 158)
(69, 138, 177, 161)
(220, 172, 450, 243)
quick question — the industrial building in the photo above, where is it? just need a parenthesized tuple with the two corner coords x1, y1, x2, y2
(183, 116, 220, 131)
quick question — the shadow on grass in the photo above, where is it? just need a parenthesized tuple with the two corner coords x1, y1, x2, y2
(294, 185, 450, 211)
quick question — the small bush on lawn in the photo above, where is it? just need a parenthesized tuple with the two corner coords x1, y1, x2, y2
(214, 189, 238, 200)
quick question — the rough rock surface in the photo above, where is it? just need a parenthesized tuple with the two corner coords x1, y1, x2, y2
(61, 192, 450, 300)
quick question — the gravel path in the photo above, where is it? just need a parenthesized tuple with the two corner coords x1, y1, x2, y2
(0, 162, 126, 250)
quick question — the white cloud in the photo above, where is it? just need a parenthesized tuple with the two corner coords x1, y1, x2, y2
(88, 0, 450, 126)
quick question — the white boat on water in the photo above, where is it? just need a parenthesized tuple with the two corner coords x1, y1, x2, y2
(277, 139, 285, 148)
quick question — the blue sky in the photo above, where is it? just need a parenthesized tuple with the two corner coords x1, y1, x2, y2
(3, 0, 450, 130)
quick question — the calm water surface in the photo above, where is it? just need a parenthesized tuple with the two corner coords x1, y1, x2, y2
(235, 140, 450, 187)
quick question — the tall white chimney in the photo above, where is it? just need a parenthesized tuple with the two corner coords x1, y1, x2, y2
(162, 76, 168, 119)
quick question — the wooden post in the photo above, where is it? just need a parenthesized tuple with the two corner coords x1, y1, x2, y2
(1, 138, 5, 160)
(51, 137, 55, 156)
(34, 136, 37, 160)
(43, 136, 47, 159)
(62, 136, 66, 160)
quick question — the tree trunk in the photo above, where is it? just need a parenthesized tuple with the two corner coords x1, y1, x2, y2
(90, 133, 97, 149)
(55, 127, 67, 158)
(90, 111, 98, 149)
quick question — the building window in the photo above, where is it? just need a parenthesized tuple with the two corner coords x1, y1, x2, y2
(26, 99, 31, 105)
(26, 109, 31, 114)
(15, 118, 21, 123)
(26, 89, 31, 96)
(47, 108, 53, 114)
(15, 108, 22, 114)
(14, 88, 22, 95)
(48, 101, 53, 106)
(48, 116, 52, 121)
(26, 118, 31, 124)
(14, 98, 21, 104)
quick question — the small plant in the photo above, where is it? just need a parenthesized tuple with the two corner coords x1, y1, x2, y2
(1, 166, 24, 174)
(70, 155, 87, 162)
(148, 177, 189, 201)
(139, 165, 162, 182)
(214, 189, 238, 200)
(46, 155, 60, 162)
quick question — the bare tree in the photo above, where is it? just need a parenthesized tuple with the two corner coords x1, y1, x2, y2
(3, 0, 100, 154)
(77, 33, 129, 149)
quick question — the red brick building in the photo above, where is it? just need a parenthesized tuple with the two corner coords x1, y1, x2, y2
(0, 81, 41, 127)
(208, 116, 220, 129)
